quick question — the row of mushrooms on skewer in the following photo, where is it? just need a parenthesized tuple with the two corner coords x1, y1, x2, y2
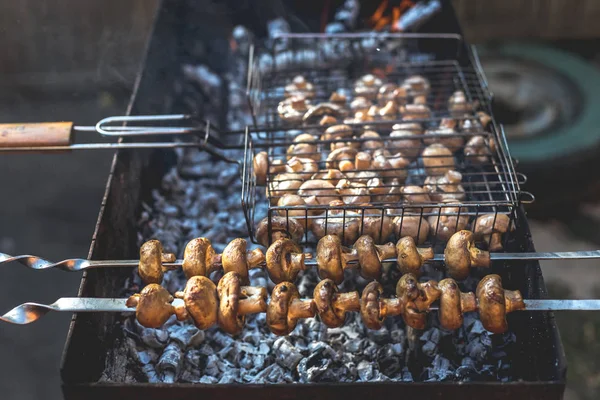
(139, 225, 512, 288)
(128, 271, 524, 335)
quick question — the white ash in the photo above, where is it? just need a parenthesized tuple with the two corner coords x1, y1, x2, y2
(108, 145, 518, 384)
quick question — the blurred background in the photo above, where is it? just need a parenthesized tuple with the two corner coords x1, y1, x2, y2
(1, 0, 600, 399)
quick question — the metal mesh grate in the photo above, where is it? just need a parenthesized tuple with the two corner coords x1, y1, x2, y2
(242, 33, 529, 247)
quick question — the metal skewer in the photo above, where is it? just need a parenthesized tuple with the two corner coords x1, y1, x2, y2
(2, 298, 598, 325)
(3, 250, 600, 272)
(0, 114, 240, 153)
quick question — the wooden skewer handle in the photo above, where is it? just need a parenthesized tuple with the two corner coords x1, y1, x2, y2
(0, 122, 74, 148)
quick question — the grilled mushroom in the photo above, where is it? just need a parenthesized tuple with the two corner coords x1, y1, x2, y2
(400, 104, 431, 121)
(353, 235, 396, 280)
(437, 278, 477, 330)
(217, 272, 268, 335)
(303, 102, 348, 122)
(361, 209, 394, 244)
(253, 151, 268, 186)
(423, 170, 465, 202)
(396, 273, 440, 329)
(265, 238, 310, 283)
(268, 172, 303, 201)
(267, 281, 316, 335)
(298, 179, 339, 208)
(255, 216, 304, 247)
(336, 179, 371, 205)
(277, 193, 310, 229)
(402, 75, 430, 97)
(392, 215, 430, 244)
(277, 96, 310, 123)
(388, 124, 423, 159)
(464, 135, 491, 164)
(127, 284, 187, 328)
(323, 124, 353, 151)
(313, 279, 360, 328)
(477, 111, 492, 128)
(472, 213, 512, 251)
(285, 156, 319, 180)
(422, 143, 455, 176)
(378, 83, 407, 106)
(311, 169, 345, 186)
(329, 91, 347, 106)
(444, 230, 490, 280)
(182, 237, 219, 279)
(476, 274, 525, 334)
(401, 185, 433, 213)
(427, 201, 470, 241)
(354, 74, 382, 100)
(372, 149, 410, 181)
(311, 201, 361, 245)
(360, 130, 384, 152)
(138, 240, 176, 284)
(325, 146, 358, 171)
(423, 123, 464, 151)
(174, 276, 217, 330)
(368, 177, 402, 204)
(448, 90, 477, 116)
(396, 236, 434, 276)
(350, 97, 372, 114)
(360, 281, 403, 330)
(222, 238, 265, 284)
(319, 115, 338, 126)
(315, 234, 358, 284)
(284, 75, 315, 98)
(286, 133, 319, 161)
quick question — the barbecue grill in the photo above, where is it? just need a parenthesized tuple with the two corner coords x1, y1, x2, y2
(44, 0, 565, 398)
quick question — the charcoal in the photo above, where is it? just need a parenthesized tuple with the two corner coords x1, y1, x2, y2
(252, 354, 266, 371)
(421, 327, 441, 357)
(308, 342, 339, 362)
(156, 342, 183, 383)
(402, 367, 414, 382)
(198, 343, 215, 356)
(198, 375, 218, 384)
(212, 330, 234, 347)
(219, 369, 240, 384)
(137, 349, 158, 365)
(137, 325, 169, 349)
(377, 345, 402, 376)
(367, 326, 390, 344)
(335, 0, 360, 28)
(344, 338, 364, 353)
(141, 364, 160, 383)
(424, 355, 454, 381)
(356, 361, 373, 381)
(325, 22, 346, 34)
(273, 337, 304, 370)
(169, 324, 205, 348)
(297, 356, 332, 383)
(204, 354, 221, 377)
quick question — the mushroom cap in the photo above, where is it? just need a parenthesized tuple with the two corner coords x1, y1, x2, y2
(182, 237, 216, 279)
(303, 102, 348, 122)
(268, 172, 303, 201)
(361, 213, 393, 244)
(336, 179, 370, 205)
(325, 146, 359, 171)
(360, 130, 384, 152)
(278, 96, 310, 123)
(392, 215, 430, 244)
(324, 124, 353, 141)
(138, 240, 165, 285)
(401, 104, 431, 120)
(353, 235, 383, 280)
(267, 281, 302, 335)
(421, 143, 455, 176)
(423, 170, 466, 202)
(181, 276, 218, 330)
(128, 284, 174, 328)
(255, 216, 304, 247)
(253, 151, 268, 185)
(277, 193, 310, 229)
(265, 238, 306, 283)
(423, 127, 464, 150)
(473, 213, 511, 236)
(476, 274, 508, 334)
(437, 278, 465, 330)
(350, 96, 372, 112)
(401, 185, 433, 212)
(286, 134, 320, 161)
(316, 234, 345, 284)
(217, 271, 245, 335)
(464, 135, 490, 164)
(402, 75, 430, 96)
(396, 273, 441, 329)
(313, 279, 345, 327)
(311, 209, 361, 246)
(360, 281, 386, 330)
(329, 91, 347, 105)
(389, 129, 422, 158)
(396, 236, 425, 276)
(286, 157, 319, 180)
(222, 238, 251, 284)
(298, 179, 340, 206)
(444, 230, 490, 280)
(427, 202, 470, 241)
(311, 168, 346, 186)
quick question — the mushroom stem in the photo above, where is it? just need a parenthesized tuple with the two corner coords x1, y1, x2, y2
(417, 247, 434, 262)
(289, 252, 308, 271)
(489, 232, 503, 252)
(161, 252, 176, 263)
(238, 296, 268, 315)
(380, 298, 404, 319)
(460, 292, 477, 313)
(376, 243, 396, 260)
(246, 249, 266, 269)
(289, 298, 316, 320)
(469, 246, 491, 268)
(341, 251, 359, 270)
(505, 289, 526, 313)
(334, 291, 361, 313)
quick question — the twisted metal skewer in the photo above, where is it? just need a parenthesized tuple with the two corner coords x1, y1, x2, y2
(2, 298, 599, 325)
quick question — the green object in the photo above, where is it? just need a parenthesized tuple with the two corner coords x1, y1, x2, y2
(480, 43, 600, 162)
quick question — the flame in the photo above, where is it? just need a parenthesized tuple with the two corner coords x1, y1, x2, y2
(369, 0, 414, 31)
